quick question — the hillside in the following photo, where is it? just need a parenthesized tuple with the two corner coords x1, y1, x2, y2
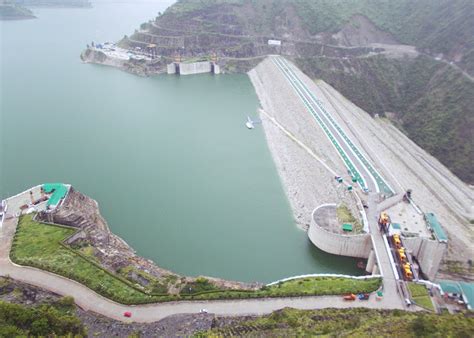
(0, 1, 35, 19)
(200, 308, 474, 336)
(11, 0, 91, 7)
(119, 0, 474, 184)
(297, 55, 474, 183)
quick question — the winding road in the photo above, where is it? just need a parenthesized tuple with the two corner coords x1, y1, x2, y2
(0, 190, 404, 323)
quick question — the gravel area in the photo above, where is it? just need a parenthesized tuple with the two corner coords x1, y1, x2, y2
(249, 58, 360, 229)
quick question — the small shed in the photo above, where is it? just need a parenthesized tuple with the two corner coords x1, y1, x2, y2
(342, 223, 353, 232)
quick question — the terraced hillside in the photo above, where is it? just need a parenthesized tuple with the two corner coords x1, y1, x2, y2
(120, 0, 473, 184)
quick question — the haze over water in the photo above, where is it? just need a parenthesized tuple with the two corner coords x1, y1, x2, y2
(0, 1, 360, 282)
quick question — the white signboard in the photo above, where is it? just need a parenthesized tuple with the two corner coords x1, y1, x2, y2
(268, 39, 282, 46)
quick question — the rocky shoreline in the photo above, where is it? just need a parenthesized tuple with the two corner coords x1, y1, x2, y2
(35, 187, 261, 293)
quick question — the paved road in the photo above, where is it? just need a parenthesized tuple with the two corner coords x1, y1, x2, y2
(0, 193, 404, 323)
(271, 56, 404, 308)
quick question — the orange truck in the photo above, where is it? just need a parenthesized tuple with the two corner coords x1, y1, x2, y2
(397, 247, 407, 263)
(403, 263, 413, 281)
(392, 234, 402, 249)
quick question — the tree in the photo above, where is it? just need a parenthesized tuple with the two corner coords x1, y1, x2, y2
(30, 318, 50, 336)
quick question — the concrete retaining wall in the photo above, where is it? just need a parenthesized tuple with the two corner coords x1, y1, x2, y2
(167, 62, 220, 75)
(179, 61, 212, 75)
(308, 204, 372, 259)
(403, 236, 446, 280)
(167, 63, 176, 74)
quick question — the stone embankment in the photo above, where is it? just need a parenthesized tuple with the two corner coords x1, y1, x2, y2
(248, 58, 361, 229)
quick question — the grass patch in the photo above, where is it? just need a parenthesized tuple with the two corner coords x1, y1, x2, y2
(408, 283, 435, 312)
(11, 215, 160, 304)
(117, 265, 169, 295)
(10, 215, 381, 304)
(181, 277, 219, 295)
(336, 204, 363, 233)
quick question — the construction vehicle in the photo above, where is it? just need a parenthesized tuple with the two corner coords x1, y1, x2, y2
(392, 234, 402, 249)
(403, 263, 413, 281)
(397, 247, 407, 263)
(378, 212, 390, 232)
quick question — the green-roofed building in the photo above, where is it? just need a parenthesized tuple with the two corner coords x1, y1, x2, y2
(439, 280, 462, 295)
(439, 280, 474, 310)
(424, 213, 448, 243)
(459, 282, 474, 310)
(43, 183, 68, 207)
(342, 223, 353, 232)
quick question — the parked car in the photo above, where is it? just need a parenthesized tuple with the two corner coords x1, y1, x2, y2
(124, 311, 132, 318)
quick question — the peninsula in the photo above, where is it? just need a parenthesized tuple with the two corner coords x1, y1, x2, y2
(0, 0, 91, 20)
(0, 1, 35, 20)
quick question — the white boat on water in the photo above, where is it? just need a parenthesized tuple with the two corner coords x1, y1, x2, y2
(246, 116, 255, 129)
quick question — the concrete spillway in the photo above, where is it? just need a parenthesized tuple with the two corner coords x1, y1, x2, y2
(167, 61, 220, 75)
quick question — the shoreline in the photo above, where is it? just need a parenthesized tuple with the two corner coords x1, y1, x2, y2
(248, 58, 362, 231)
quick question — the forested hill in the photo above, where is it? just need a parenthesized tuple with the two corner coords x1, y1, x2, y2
(125, 0, 473, 183)
(11, 0, 91, 7)
(162, 0, 474, 74)
(0, 1, 35, 19)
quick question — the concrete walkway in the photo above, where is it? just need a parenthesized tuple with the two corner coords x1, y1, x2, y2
(0, 192, 405, 323)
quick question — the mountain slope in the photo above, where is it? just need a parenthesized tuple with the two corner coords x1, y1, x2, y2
(121, 0, 474, 183)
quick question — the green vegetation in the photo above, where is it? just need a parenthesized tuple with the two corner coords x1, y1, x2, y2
(117, 265, 169, 294)
(10, 215, 381, 304)
(336, 204, 363, 233)
(293, 0, 474, 58)
(261, 277, 380, 297)
(199, 307, 474, 337)
(181, 277, 219, 295)
(408, 283, 435, 312)
(297, 55, 474, 184)
(11, 214, 163, 304)
(165, 0, 244, 15)
(0, 298, 85, 336)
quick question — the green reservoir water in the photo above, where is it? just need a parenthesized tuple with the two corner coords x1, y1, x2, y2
(0, 1, 360, 282)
